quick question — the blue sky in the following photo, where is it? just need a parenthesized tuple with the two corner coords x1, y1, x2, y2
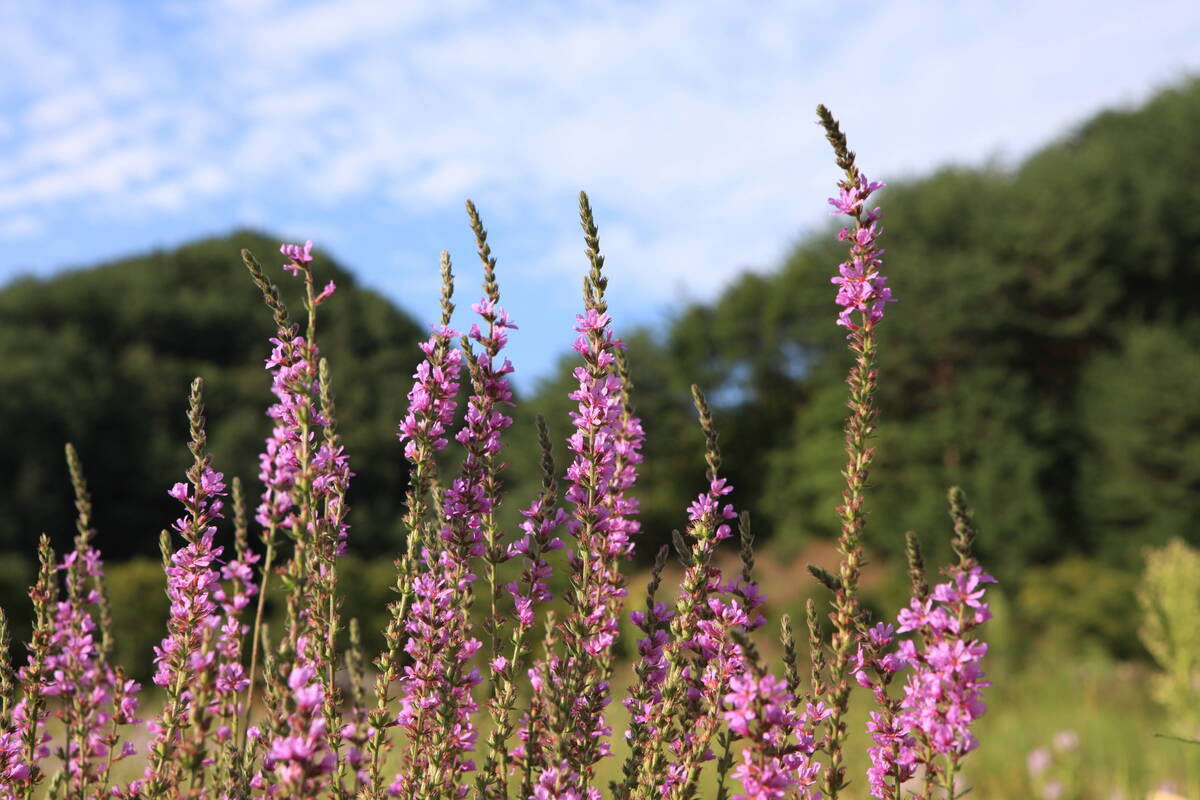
(1, 0, 1197, 389)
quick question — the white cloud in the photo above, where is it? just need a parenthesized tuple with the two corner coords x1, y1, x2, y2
(0, 0, 1197, 307)
(0, 214, 42, 239)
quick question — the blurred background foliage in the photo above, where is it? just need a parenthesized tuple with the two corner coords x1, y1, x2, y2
(2, 79, 1200, 691)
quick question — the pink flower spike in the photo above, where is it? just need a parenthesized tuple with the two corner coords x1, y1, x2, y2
(315, 280, 337, 305)
(281, 239, 314, 264)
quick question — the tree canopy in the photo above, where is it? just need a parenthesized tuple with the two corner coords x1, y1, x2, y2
(2, 79, 1199, 591)
(0, 231, 424, 561)
(517, 78, 1200, 581)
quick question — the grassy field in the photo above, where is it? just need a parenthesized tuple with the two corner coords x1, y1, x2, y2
(26, 540, 1200, 798)
(81, 650, 1196, 798)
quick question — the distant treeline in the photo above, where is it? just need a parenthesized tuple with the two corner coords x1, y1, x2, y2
(2, 79, 1199, 597)
(514, 77, 1200, 581)
(0, 231, 423, 568)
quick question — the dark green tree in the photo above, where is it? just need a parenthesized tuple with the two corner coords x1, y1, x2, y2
(0, 230, 425, 561)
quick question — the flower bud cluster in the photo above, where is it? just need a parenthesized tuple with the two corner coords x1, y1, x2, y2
(829, 175, 895, 330)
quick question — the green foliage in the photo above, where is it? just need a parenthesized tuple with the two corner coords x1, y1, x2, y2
(95, 555, 399, 682)
(0, 230, 424, 560)
(518, 78, 1200, 588)
(105, 558, 170, 679)
(1137, 538, 1200, 737)
(1015, 557, 1142, 660)
(1080, 326, 1200, 564)
(333, 555, 401, 660)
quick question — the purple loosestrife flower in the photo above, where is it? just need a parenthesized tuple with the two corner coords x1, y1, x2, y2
(850, 622, 916, 799)
(648, 474, 736, 742)
(540, 193, 643, 797)
(815, 104, 895, 799)
(142, 379, 230, 797)
(829, 176, 895, 331)
(505, 495, 566, 630)
(532, 760, 598, 800)
(256, 242, 353, 558)
(280, 239, 314, 267)
(443, 296, 515, 567)
(563, 305, 640, 658)
(503, 418, 566, 800)
(258, 329, 349, 548)
(9, 537, 57, 796)
(391, 549, 482, 799)
(152, 468, 226, 690)
(253, 637, 335, 798)
(395, 241, 506, 797)
(896, 565, 995, 769)
(27, 445, 144, 796)
(1, 728, 30, 784)
(210, 537, 258, 751)
(249, 241, 355, 791)
(398, 324, 464, 465)
(391, 279, 509, 800)
(42, 543, 139, 793)
(627, 388, 765, 800)
(364, 254, 463, 798)
(722, 672, 824, 800)
(623, 598, 674, 740)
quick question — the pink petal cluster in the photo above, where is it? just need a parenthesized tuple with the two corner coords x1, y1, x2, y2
(258, 333, 351, 553)
(38, 545, 140, 789)
(212, 545, 258, 702)
(532, 760, 600, 800)
(623, 600, 674, 734)
(280, 239, 314, 271)
(539, 301, 643, 790)
(256, 244, 353, 562)
(153, 468, 227, 689)
(257, 335, 311, 530)
(722, 673, 826, 800)
(255, 639, 335, 797)
(851, 623, 915, 798)
(0, 728, 31, 783)
(623, 477, 736, 740)
(443, 298, 517, 560)
(658, 591, 759, 798)
(392, 551, 482, 798)
(506, 495, 567, 628)
(564, 307, 643, 657)
(393, 294, 517, 797)
(828, 175, 896, 329)
(895, 565, 995, 759)
(397, 324, 464, 461)
(652, 473, 768, 797)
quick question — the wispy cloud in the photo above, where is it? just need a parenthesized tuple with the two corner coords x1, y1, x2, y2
(0, 0, 1197, 379)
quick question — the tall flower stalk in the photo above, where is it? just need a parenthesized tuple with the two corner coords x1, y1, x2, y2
(0, 117, 996, 799)
(364, 252, 462, 799)
(891, 490, 994, 799)
(629, 386, 761, 800)
(814, 103, 896, 799)
(241, 241, 352, 799)
(143, 378, 228, 797)
(535, 191, 644, 799)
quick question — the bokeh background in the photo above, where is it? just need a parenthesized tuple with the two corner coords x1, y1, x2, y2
(2, 1, 1200, 796)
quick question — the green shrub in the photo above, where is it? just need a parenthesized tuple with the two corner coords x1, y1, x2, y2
(1138, 538, 1200, 736)
(106, 557, 169, 681)
(1016, 557, 1142, 660)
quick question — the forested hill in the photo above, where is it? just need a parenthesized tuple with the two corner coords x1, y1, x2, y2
(3, 80, 1199, 588)
(518, 78, 1200, 581)
(0, 231, 424, 562)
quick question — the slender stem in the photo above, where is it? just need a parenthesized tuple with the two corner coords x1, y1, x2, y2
(241, 530, 276, 748)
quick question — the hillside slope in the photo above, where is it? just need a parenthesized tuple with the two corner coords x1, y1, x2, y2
(0, 230, 424, 560)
